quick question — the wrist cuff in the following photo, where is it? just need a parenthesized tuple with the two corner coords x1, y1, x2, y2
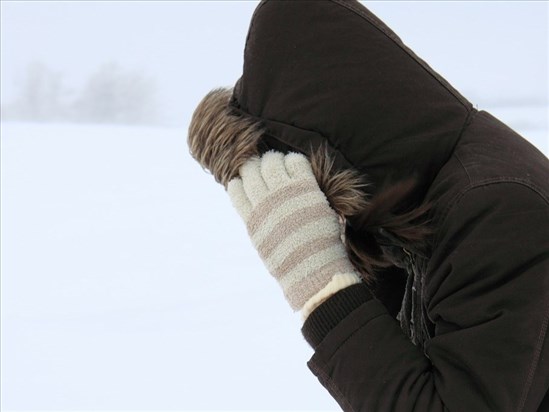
(301, 282, 374, 349)
(301, 272, 361, 321)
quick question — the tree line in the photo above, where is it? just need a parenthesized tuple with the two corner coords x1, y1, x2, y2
(2, 61, 157, 125)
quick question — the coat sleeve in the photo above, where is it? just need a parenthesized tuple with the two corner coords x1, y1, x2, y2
(302, 182, 549, 411)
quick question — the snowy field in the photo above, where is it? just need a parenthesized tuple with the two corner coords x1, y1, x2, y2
(1, 121, 340, 410)
(2, 107, 547, 410)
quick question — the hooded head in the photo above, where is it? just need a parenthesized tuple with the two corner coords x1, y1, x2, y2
(188, 0, 474, 299)
(229, 0, 474, 207)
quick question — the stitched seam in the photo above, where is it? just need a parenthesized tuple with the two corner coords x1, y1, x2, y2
(428, 109, 477, 198)
(244, 0, 270, 50)
(431, 178, 549, 247)
(329, 0, 471, 110)
(518, 300, 549, 411)
(452, 108, 478, 155)
(430, 178, 549, 253)
(426, 179, 549, 306)
(424, 176, 549, 410)
(455, 153, 472, 185)
(309, 360, 356, 412)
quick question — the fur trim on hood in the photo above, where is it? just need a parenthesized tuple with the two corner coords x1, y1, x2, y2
(188, 87, 370, 216)
(188, 87, 433, 293)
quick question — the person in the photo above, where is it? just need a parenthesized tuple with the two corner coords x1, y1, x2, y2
(187, 1, 549, 410)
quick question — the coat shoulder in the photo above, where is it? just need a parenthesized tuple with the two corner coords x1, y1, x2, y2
(427, 109, 549, 227)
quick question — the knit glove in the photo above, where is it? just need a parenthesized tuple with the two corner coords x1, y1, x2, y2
(227, 151, 361, 314)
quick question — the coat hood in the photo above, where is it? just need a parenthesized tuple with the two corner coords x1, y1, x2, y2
(229, 0, 475, 205)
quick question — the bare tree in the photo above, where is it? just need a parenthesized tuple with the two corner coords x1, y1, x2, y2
(3, 61, 67, 121)
(2, 61, 158, 125)
(73, 62, 157, 125)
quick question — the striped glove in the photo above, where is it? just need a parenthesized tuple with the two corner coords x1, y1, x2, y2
(227, 151, 361, 316)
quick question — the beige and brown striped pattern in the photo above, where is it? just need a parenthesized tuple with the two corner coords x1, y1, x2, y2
(228, 151, 360, 311)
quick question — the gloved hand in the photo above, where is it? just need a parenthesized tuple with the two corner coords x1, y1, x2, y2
(227, 151, 361, 315)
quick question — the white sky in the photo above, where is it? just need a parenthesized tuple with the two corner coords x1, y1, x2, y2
(1, 1, 548, 126)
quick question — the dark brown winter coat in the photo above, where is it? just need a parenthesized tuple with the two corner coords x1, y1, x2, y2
(222, 1, 549, 410)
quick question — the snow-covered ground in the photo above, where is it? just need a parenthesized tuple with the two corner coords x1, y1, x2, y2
(2, 108, 547, 410)
(0, 121, 340, 410)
